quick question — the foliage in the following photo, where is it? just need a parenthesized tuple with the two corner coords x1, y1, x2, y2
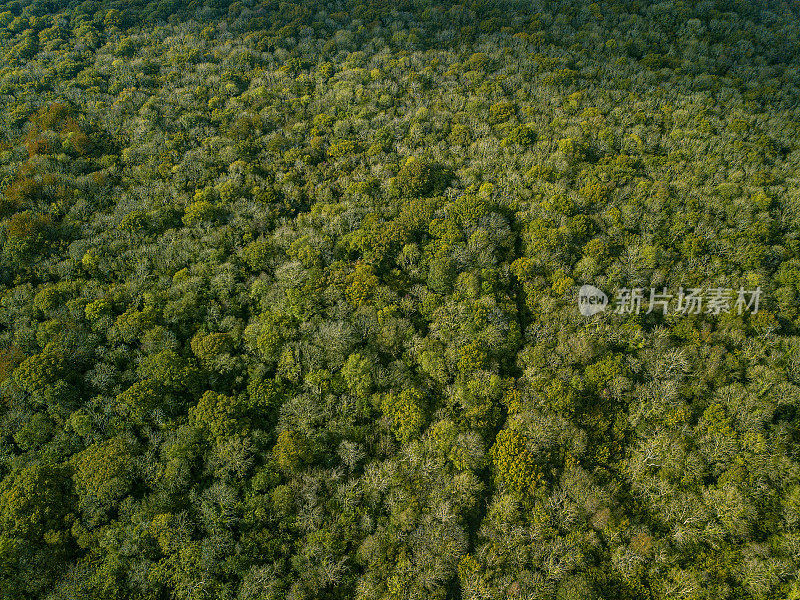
(0, 0, 797, 598)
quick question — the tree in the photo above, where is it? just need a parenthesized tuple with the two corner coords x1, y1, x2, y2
(0, 462, 75, 597)
(3, 211, 53, 264)
(396, 157, 452, 198)
(381, 389, 426, 443)
(71, 436, 135, 520)
(273, 429, 312, 473)
(491, 426, 539, 497)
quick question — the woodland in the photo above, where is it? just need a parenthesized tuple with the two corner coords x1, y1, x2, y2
(0, 0, 799, 599)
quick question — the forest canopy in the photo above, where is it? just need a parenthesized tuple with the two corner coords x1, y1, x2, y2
(0, 0, 799, 598)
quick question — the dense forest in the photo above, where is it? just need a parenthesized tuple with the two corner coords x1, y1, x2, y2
(0, 0, 799, 598)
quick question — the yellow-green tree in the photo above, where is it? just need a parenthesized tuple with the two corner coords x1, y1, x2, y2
(491, 427, 539, 497)
(382, 389, 426, 443)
